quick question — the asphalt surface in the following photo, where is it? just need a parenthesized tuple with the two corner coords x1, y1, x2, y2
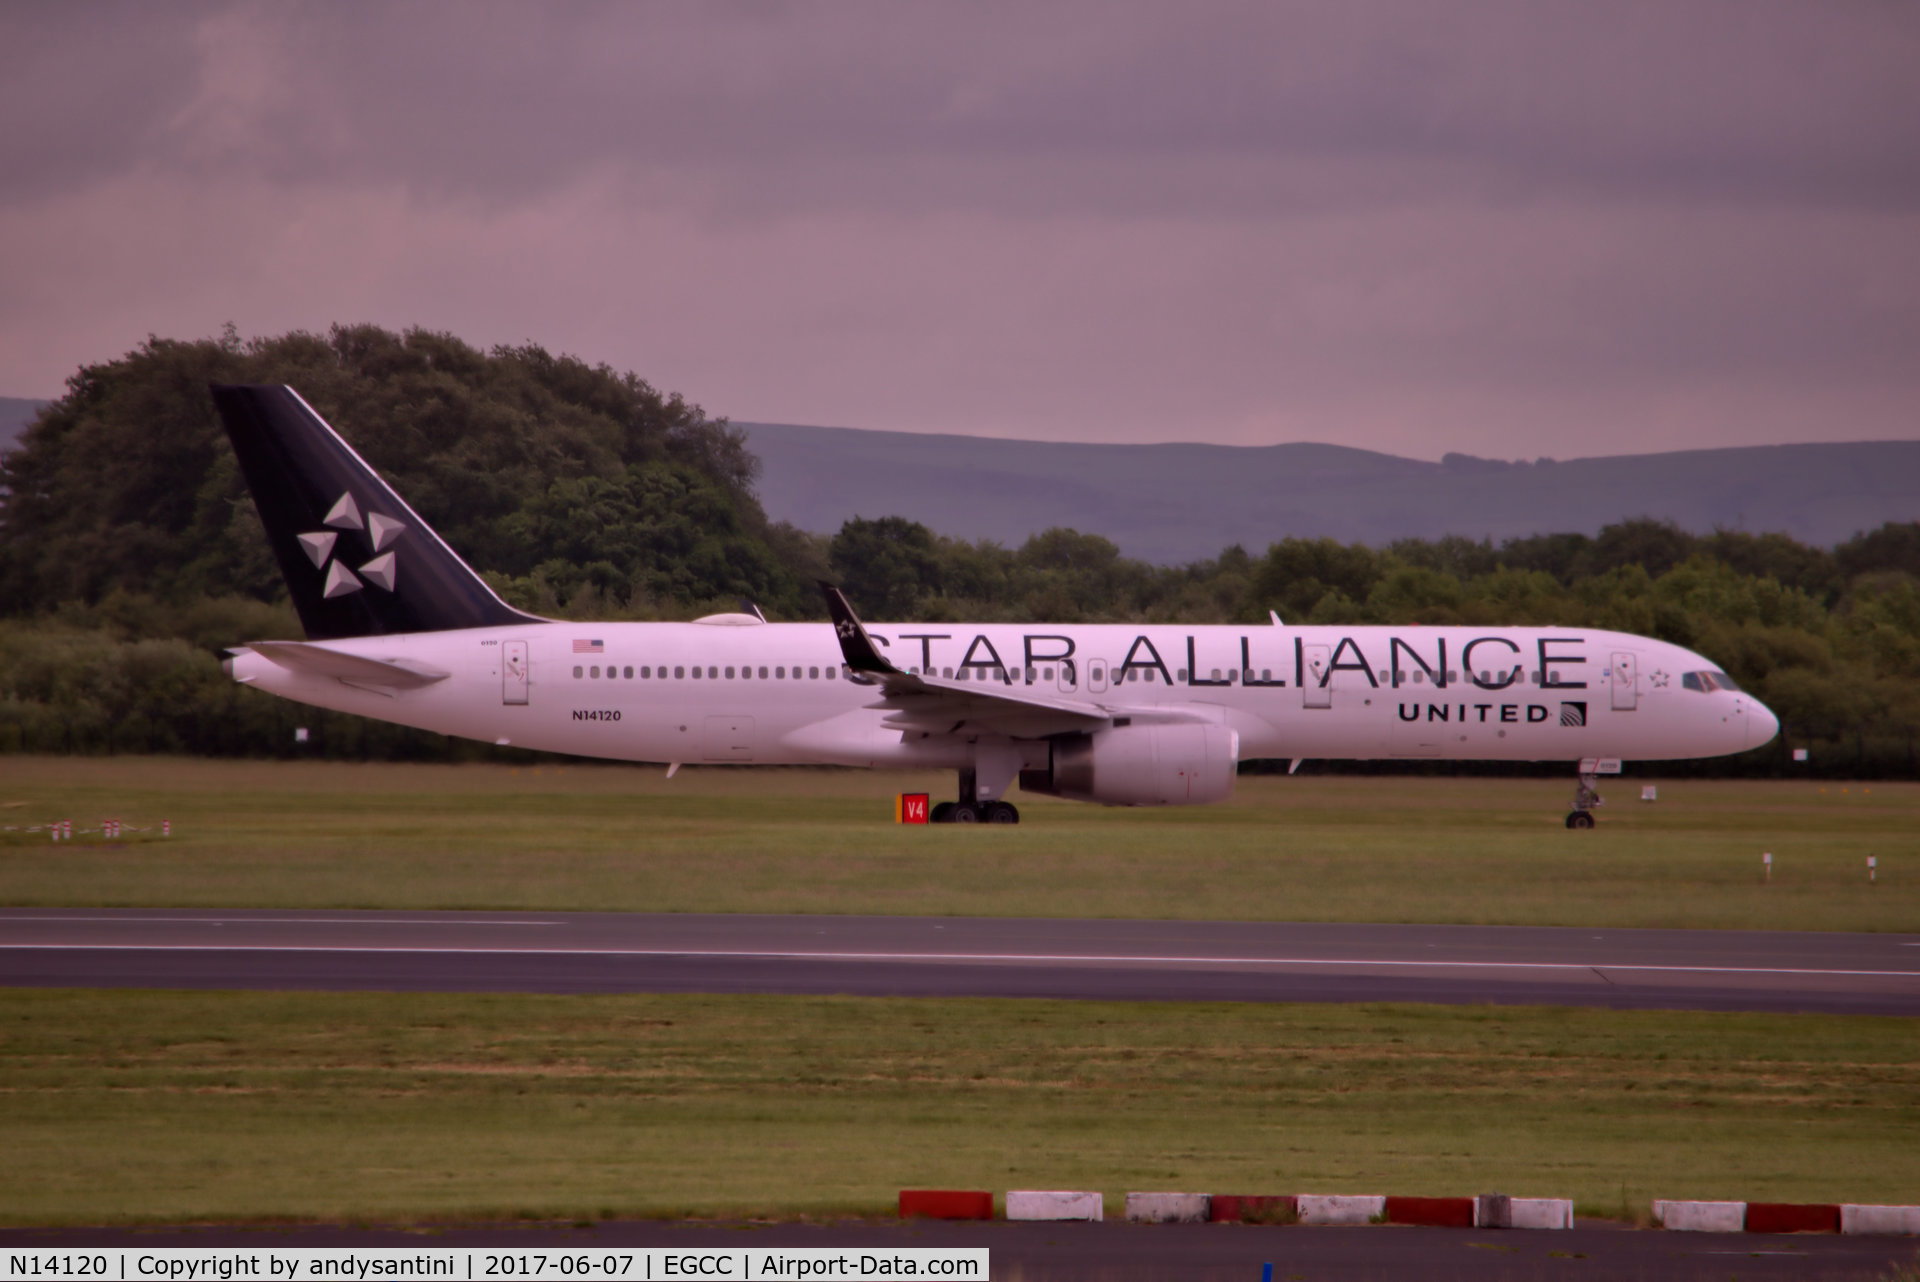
(3, 910, 1918, 1012)
(3, 1219, 1915, 1282)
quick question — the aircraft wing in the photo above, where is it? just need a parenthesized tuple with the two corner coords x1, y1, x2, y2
(241, 640, 451, 693)
(821, 583, 1112, 739)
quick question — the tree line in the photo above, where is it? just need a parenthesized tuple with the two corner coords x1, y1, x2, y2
(2, 326, 1916, 775)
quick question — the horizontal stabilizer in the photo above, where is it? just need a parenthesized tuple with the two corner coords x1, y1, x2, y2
(244, 641, 450, 690)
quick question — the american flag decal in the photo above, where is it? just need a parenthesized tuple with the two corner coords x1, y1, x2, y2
(573, 639, 605, 653)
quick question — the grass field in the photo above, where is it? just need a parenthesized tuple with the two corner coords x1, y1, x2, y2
(3, 988, 1917, 1225)
(1, 757, 1914, 930)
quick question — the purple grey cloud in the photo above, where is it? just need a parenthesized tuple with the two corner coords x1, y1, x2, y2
(2, 1, 1917, 458)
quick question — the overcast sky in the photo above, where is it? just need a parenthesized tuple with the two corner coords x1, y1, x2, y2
(4, 2, 1917, 458)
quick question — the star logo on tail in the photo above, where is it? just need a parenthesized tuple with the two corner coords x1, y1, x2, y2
(298, 491, 406, 598)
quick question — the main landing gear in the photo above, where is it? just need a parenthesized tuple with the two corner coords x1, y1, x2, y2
(1566, 769, 1602, 829)
(929, 768, 1021, 824)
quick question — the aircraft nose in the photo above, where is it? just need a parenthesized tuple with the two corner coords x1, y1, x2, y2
(1747, 698, 1780, 749)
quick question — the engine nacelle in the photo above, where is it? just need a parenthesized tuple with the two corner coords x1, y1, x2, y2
(1020, 723, 1239, 806)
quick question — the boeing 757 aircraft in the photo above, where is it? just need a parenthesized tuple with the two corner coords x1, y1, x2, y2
(212, 386, 1779, 826)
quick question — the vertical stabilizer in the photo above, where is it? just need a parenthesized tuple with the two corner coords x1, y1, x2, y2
(211, 384, 542, 639)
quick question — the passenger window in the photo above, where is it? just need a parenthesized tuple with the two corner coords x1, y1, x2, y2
(573, 665, 583, 678)
(809, 666, 819, 679)
(674, 666, 684, 678)
(943, 667, 954, 678)
(1261, 669, 1272, 682)
(590, 665, 600, 678)
(758, 667, 768, 679)
(725, 666, 735, 679)
(641, 666, 650, 678)
(1044, 666, 1055, 681)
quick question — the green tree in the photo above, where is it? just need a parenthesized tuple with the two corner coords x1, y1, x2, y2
(829, 516, 943, 618)
(0, 325, 788, 618)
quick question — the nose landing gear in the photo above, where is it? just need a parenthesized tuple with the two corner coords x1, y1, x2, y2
(928, 768, 1021, 824)
(1566, 770, 1603, 829)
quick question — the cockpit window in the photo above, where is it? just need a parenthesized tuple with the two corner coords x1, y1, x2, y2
(1682, 670, 1741, 693)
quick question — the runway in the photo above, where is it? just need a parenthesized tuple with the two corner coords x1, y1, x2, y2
(2, 909, 1917, 1012)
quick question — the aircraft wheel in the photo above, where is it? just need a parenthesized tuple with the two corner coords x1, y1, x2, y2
(985, 801, 1020, 824)
(1566, 811, 1595, 829)
(930, 801, 956, 824)
(948, 802, 981, 823)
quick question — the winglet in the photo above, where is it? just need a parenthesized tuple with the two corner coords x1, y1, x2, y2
(819, 582, 898, 675)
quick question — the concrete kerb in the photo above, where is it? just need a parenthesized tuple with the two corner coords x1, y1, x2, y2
(1295, 1195, 1386, 1226)
(1652, 1200, 1920, 1235)
(1124, 1193, 1210, 1224)
(1006, 1191, 1103, 1222)
(1653, 1201, 1748, 1233)
(1842, 1205, 1920, 1236)
(989, 1190, 1917, 1234)
(1508, 1198, 1575, 1230)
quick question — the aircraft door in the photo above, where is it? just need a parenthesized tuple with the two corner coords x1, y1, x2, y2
(1303, 643, 1332, 709)
(1088, 659, 1110, 693)
(1611, 651, 1639, 711)
(502, 641, 529, 705)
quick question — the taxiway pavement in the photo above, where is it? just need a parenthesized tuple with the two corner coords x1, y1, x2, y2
(2, 910, 1916, 1013)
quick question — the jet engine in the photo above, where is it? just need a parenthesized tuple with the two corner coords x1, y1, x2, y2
(1019, 722, 1239, 806)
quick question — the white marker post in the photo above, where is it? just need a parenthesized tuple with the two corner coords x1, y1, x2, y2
(1763, 851, 1772, 883)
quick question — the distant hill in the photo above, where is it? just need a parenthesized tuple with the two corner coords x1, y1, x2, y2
(8, 386, 1913, 560)
(0, 397, 46, 456)
(741, 422, 1920, 563)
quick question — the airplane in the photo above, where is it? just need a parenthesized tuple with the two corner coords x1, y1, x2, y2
(211, 384, 1780, 827)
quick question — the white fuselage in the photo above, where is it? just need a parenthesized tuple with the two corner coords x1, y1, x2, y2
(228, 618, 1775, 770)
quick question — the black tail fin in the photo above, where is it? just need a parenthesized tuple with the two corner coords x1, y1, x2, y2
(211, 384, 542, 639)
